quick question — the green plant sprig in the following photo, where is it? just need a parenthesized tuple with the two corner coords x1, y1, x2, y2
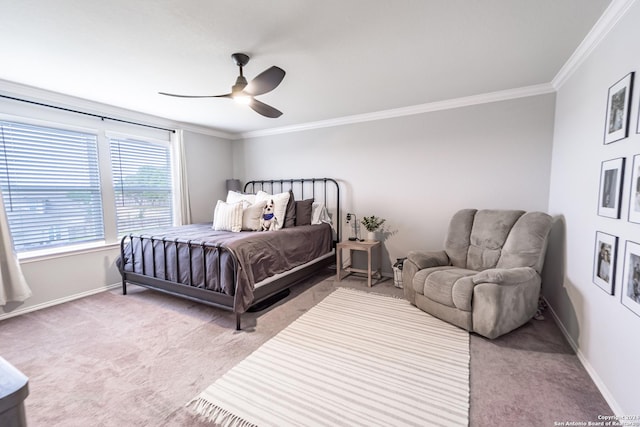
(361, 215, 386, 232)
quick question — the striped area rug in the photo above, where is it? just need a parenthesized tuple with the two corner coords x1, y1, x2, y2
(189, 288, 470, 427)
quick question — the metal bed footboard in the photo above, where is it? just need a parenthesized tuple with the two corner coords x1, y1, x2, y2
(118, 177, 340, 330)
(119, 235, 242, 328)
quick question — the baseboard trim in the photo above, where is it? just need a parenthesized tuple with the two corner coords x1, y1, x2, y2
(0, 283, 121, 321)
(543, 297, 622, 415)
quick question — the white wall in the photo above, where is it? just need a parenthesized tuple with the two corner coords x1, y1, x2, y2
(0, 89, 233, 318)
(235, 93, 555, 273)
(547, 1, 640, 415)
(182, 130, 234, 224)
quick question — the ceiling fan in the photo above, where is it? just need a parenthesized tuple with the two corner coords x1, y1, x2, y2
(159, 53, 285, 118)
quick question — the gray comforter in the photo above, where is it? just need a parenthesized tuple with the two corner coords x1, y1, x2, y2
(119, 223, 333, 312)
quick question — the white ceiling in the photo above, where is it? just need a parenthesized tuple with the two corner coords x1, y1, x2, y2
(0, 0, 612, 135)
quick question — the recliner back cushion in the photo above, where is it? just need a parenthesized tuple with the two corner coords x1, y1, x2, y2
(445, 209, 551, 272)
(444, 209, 476, 268)
(496, 211, 553, 273)
(466, 210, 524, 271)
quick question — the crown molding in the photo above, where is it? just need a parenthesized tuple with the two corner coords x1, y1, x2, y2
(175, 123, 235, 140)
(0, 79, 555, 141)
(239, 83, 555, 139)
(552, 0, 637, 90)
(0, 79, 235, 140)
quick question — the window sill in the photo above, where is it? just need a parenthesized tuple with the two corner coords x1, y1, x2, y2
(18, 241, 121, 264)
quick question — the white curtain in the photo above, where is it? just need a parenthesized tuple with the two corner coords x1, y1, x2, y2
(0, 188, 32, 306)
(171, 129, 192, 225)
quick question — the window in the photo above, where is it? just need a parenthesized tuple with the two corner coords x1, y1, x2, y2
(0, 120, 104, 252)
(110, 137, 174, 237)
(0, 117, 178, 255)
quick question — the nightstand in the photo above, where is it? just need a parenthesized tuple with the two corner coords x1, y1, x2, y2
(336, 240, 382, 287)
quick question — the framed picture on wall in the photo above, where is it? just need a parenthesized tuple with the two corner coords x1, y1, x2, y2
(637, 93, 640, 134)
(597, 157, 625, 218)
(593, 231, 617, 294)
(604, 72, 634, 144)
(629, 154, 640, 224)
(621, 240, 640, 318)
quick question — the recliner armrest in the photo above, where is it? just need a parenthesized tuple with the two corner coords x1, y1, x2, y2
(406, 250, 449, 269)
(472, 267, 537, 285)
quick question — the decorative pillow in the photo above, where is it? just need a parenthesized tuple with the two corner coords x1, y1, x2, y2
(283, 190, 296, 228)
(295, 199, 314, 226)
(212, 200, 243, 232)
(226, 190, 256, 205)
(311, 202, 332, 225)
(242, 200, 267, 231)
(311, 202, 322, 224)
(255, 190, 290, 230)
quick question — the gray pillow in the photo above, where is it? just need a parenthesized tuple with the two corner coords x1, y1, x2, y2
(283, 190, 296, 228)
(295, 199, 314, 226)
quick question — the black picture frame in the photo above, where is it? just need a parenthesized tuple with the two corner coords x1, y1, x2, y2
(597, 157, 625, 219)
(637, 88, 640, 134)
(593, 231, 617, 295)
(628, 154, 640, 224)
(621, 240, 640, 318)
(604, 72, 634, 144)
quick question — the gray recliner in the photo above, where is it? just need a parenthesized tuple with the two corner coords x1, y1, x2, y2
(402, 209, 553, 339)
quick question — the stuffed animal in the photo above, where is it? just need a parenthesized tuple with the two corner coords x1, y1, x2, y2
(260, 199, 278, 231)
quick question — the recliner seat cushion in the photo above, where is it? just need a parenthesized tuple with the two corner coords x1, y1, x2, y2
(412, 266, 456, 295)
(423, 268, 477, 311)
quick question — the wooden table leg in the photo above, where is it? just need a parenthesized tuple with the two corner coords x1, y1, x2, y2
(377, 243, 382, 282)
(367, 246, 372, 287)
(336, 246, 342, 282)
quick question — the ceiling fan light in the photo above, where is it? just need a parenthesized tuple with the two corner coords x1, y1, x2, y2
(233, 94, 251, 105)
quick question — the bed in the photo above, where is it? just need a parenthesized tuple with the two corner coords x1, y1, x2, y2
(117, 178, 340, 330)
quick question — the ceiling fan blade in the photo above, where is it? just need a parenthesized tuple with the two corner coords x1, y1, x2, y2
(244, 66, 286, 96)
(159, 92, 232, 98)
(249, 98, 283, 118)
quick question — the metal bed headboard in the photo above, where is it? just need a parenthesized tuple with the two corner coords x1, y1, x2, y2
(243, 177, 340, 245)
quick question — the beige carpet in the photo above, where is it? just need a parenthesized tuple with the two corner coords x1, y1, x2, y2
(0, 270, 612, 426)
(189, 287, 470, 427)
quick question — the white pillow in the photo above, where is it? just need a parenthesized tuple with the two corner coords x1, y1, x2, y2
(242, 200, 267, 231)
(255, 190, 290, 231)
(226, 190, 256, 205)
(311, 202, 323, 224)
(311, 202, 332, 225)
(212, 200, 243, 232)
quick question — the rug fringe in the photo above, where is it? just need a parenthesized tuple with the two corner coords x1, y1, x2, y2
(187, 397, 257, 427)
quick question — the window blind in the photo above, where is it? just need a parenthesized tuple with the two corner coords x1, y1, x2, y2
(110, 137, 173, 236)
(0, 120, 104, 252)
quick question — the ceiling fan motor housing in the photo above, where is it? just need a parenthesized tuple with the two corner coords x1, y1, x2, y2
(231, 53, 250, 67)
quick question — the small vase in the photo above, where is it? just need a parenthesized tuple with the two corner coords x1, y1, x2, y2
(366, 231, 377, 241)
